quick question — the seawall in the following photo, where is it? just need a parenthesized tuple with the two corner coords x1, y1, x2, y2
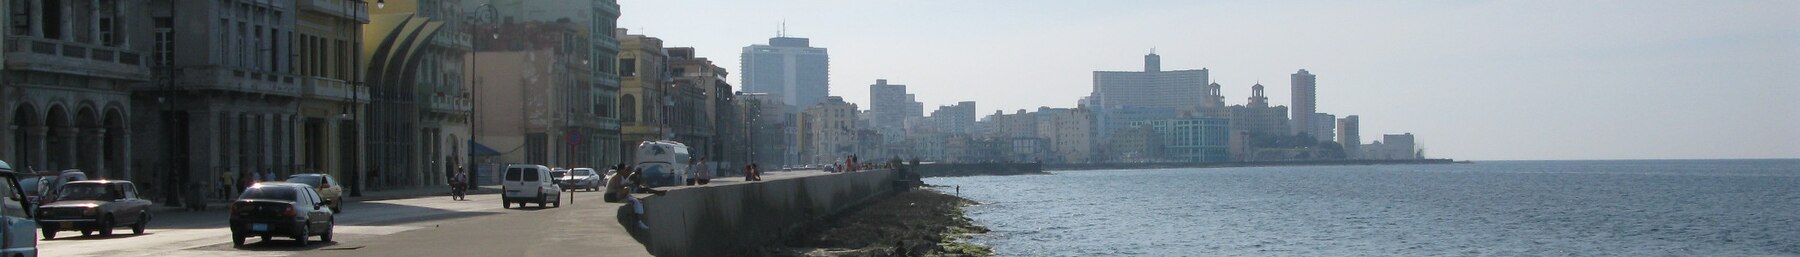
(1044, 159, 1460, 171)
(639, 169, 901, 257)
(913, 163, 1047, 177)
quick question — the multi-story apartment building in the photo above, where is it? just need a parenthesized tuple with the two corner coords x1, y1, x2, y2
(735, 92, 787, 168)
(1338, 115, 1360, 158)
(1226, 83, 1291, 139)
(869, 79, 919, 143)
(1132, 117, 1231, 162)
(667, 47, 731, 161)
(1290, 69, 1317, 137)
(1037, 108, 1094, 163)
(1092, 52, 1207, 137)
(616, 29, 666, 161)
(7, 0, 152, 191)
(293, 0, 370, 192)
(470, 21, 597, 169)
(797, 96, 856, 165)
(467, 0, 622, 168)
(740, 36, 828, 112)
(365, 0, 472, 189)
(929, 101, 976, 135)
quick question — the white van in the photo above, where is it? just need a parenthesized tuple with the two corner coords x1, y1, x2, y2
(501, 164, 561, 209)
(0, 160, 37, 257)
(633, 141, 691, 187)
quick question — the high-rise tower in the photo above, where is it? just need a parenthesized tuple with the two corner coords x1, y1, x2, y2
(742, 35, 830, 112)
(1290, 69, 1316, 136)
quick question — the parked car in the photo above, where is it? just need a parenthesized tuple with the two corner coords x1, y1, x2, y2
(549, 169, 570, 190)
(229, 182, 335, 247)
(32, 170, 87, 205)
(35, 180, 152, 239)
(564, 168, 602, 192)
(501, 164, 561, 209)
(285, 174, 345, 213)
(0, 160, 39, 256)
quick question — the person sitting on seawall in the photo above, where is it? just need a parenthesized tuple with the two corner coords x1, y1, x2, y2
(744, 163, 762, 181)
(690, 157, 712, 185)
(605, 163, 629, 203)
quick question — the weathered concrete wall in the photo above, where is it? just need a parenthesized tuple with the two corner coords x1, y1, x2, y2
(640, 170, 899, 257)
(913, 163, 1047, 177)
(1042, 159, 1460, 171)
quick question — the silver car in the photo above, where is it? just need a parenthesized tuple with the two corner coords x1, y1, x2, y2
(564, 168, 603, 192)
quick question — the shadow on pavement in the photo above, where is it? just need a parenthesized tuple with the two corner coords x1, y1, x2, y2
(350, 202, 505, 226)
(231, 239, 343, 251)
(42, 232, 155, 241)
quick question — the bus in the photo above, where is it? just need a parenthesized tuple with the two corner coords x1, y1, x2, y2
(633, 141, 691, 187)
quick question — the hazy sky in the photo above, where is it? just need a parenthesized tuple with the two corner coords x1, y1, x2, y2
(616, 0, 1800, 161)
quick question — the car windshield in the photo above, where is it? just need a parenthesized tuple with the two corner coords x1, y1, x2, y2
(18, 178, 39, 195)
(574, 170, 596, 176)
(56, 183, 113, 201)
(240, 186, 298, 201)
(286, 176, 323, 187)
(551, 171, 568, 178)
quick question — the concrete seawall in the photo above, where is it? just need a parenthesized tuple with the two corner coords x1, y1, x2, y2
(639, 169, 900, 257)
(914, 163, 1047, 177)
(1043, 159, 1459, 171)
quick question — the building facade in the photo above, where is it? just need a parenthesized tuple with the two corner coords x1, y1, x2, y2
(667, 47, 728, 161)
(470, 21, 597, 169)
(1037, 108, 1093, 163)
(797, 96, 856, 165)
(740, 36, 828, 112)
(7, 0, 152, 193)
(616, 29, 666, 162)
(1290, 69, 1316, 137)
(1132, 117, 1231, 162)
(1092, 52, 1208, 137)
(294, 0, 370, 191)
(468, 0, 622, 168)
(929, 101, 976, 135)
(1226, 83, 1291, 139)
(868, 79, 918, 143)
(1337, 115, 1360, 158)
(364, 0, 472, 190)
(1309, 112, 1336, 142)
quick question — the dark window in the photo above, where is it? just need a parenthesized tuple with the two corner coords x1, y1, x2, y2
(620, 58, 637, 77)
(40, 0, 60, 39)
(285, 175, 323, 188)
(621, 94, 637, 122)
(526, 134, 547, 164)
(240, 187, 298, 201)
(505, 168, 523, 181)
(56, 183, 112, 201)
(8, 0, 27, 36)
(522, 169, 540, 181)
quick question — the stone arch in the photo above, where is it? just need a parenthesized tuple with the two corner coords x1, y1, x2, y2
(104, 108, 127, 180)
(11, 103, 39, 170)
(44, 105, 71, 171)
(621, 94, 637, 122)
(75, 106, 101, 176)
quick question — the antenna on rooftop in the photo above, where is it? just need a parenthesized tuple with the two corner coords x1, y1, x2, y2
(779, 20, 788, 37)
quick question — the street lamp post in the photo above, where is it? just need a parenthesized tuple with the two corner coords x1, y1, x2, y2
(467, 2, 498, 185)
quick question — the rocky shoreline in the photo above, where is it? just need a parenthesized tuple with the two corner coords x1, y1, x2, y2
(763, 187, 992, 257)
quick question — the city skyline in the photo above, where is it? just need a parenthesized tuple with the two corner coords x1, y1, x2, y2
(618, 0, 1799, 160)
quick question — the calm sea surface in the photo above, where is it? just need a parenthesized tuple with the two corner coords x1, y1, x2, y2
(925, 160, 1800, 256)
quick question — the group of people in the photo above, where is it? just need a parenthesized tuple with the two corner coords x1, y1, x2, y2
(217, 169, 282, 199)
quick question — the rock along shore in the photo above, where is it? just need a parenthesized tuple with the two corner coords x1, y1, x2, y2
(764, 188, 992, 257)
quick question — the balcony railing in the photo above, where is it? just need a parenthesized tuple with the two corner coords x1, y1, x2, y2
(301, 76, 369, 103)
(298, 0, 370, 23)
(155, 67, 301, 96)
(429, 95, 472, 114)
(5, 36, 150, 80)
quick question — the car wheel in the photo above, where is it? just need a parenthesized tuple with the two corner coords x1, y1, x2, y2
(41, 228, 55, 239)
(133, 212, 149, 234)
(296, 224, 311, 247)
(553, 197, 561, 208)
(502, 200, 510, 209)
(321, 219, 334, 242)
(81, 230, 91, 236)
(232, 232, 245, 246)
(262, 235, 271, 242)
(333, 201, 343, 213)
(98, 215, 114, 236)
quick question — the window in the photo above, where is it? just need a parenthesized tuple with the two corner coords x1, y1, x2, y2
(154, 18, 174, 67)
(619, 58, 636, 77)
(99, 3, 116, 46)
(39, 0, 60, 39)
(621, 94, 637, 122)
(10, 0, 29, 36)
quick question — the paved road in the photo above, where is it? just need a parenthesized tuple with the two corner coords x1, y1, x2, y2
(38, 189, 651, 257)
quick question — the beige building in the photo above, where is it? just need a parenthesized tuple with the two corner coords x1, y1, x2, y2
(1037, 108, 1094, 163)
(470, 21, 597, 169)
(365, 0, 472, 188)
(798, 96, 857, 165)
(295, 0, 372, 189)
(616, 29, 667, 160)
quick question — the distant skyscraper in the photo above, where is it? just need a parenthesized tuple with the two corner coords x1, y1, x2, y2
(1310, 113, 1337, 142)
(870, 79, 918, 142)
(1092, 52, 1209, 138)
(1337, 115, 1361, 158)
(930, 102, 978, 134)
(742, 36, 830, 112)
(1290, 69, 1317, 136)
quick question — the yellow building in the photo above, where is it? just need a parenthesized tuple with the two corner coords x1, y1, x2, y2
(363, 0, 472, 188)
(616, 29, 666, 161)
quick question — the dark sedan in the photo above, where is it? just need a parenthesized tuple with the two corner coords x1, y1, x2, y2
(229, 182, 335, 246)
(35, 180, 152, 239)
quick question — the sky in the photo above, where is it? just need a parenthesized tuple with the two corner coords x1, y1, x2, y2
(615, 0, 1800, 161)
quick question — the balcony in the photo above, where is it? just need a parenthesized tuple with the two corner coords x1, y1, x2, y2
(5, 36, 151, 81)
(428, 94, 472, 114)
(158, 67, 301, 96)
(301, 76, 370, 103)
(298, 0, 370, 23)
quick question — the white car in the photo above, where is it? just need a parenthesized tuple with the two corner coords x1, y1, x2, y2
(501, 164, 562, 209)
(564, 168, 603, 192)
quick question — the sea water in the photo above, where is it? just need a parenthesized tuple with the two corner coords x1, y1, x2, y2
(926, 160, 1800, 256)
